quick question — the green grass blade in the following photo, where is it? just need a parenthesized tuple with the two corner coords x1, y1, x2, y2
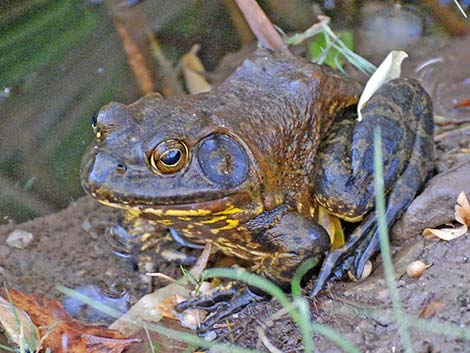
(291, 258, 318, 297)
(0, 344, 16, 352)
(373, 128, 413, 353)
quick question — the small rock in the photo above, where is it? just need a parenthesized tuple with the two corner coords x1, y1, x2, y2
(0, 246, 10, 261)
(204, 330, 217, 342)
(81, 219, 92, 232)
(392, 161, 470, 241)
(407, 260, 427, 278)
(6, 230, 34, 249)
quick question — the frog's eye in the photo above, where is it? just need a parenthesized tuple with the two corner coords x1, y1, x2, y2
(91, 111, 98, 130)
(91, 111, 105, 139)
(149, 140, 189, 174)
(197, 134, 248, 187)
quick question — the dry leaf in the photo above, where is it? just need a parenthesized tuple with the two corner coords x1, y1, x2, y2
(0, 296, 40, 351)
(423, 192, 470, 241)
(455, 191, 470, 226)
(154, 294, 186, 320)
(180, 45, 212, 94)
(423, 224, 468, 241)
(454, 98, 470, 109)
(1, 289, 139, 353)
(419, 297, 447, 318)
(357, 50, 408, 121)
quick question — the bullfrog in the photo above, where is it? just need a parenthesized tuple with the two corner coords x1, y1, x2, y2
(80, 49, 434, 296)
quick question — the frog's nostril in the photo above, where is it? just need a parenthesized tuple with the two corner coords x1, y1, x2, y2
(116, 163, 127, 174)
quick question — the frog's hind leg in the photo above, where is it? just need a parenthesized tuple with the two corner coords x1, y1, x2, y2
(311, 78, 434, 297)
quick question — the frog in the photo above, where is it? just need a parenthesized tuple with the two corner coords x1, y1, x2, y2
(80, 48, 434, 298)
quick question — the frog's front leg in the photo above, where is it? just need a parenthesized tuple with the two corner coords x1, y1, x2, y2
(246, 205, 331, 288)
(175, 206, 330, 330)
(311, 78, 434, 296)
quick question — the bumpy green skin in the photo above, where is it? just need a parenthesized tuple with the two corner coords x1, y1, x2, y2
(80, 49, 434, 292)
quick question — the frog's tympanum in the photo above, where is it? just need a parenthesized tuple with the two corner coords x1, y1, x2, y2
(81, 49, 434, 296)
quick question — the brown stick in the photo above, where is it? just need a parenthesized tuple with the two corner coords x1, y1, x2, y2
(422, 0, 470, 36)
(234, 0, 291, 54)
(113, 17, 155, 95)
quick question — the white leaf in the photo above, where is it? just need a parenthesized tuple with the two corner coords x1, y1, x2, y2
(357, 50, 408, 121)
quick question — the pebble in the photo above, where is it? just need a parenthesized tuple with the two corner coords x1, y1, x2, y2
(204, 330, 217, 342)
(407, 260, 427, 278)
(6, 230, 34, 249)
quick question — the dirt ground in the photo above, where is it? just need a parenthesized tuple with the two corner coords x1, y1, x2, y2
(2, 39, 470, 353)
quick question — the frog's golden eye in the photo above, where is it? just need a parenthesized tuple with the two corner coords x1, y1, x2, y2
(149, 140, 189, 174)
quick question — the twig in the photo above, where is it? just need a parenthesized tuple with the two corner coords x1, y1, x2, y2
(256, 326, 283, 353)
(234, 0, 291, 54)
(287, 16, 331, 45)
(113, 17, 155, 95)
(422, 0, 470, 36)
(453, 0, 468, 18)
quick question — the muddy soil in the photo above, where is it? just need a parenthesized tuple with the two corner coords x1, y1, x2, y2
(2, 38, 470, 353)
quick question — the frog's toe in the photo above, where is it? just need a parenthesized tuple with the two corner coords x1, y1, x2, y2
(310, 214, 378, 297)
(174, 283, 265, 332)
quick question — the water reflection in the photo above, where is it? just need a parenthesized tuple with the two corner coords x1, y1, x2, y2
(62, 283, 130, 323)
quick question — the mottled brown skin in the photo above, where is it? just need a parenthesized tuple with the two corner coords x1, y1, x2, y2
(80, 49, 434, 293)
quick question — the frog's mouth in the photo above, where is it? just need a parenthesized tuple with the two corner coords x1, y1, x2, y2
(96, 192, 257, 219)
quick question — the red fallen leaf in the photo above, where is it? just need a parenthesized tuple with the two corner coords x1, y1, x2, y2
(1, 288, 139, 353)
(454, 99, 470, 109)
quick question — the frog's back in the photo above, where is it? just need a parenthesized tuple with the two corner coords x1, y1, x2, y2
(176, 50, 363, 206)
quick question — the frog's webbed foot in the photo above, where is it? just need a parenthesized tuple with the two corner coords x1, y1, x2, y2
(311, 212, 377, 296)
(174, 283, 265, 332)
